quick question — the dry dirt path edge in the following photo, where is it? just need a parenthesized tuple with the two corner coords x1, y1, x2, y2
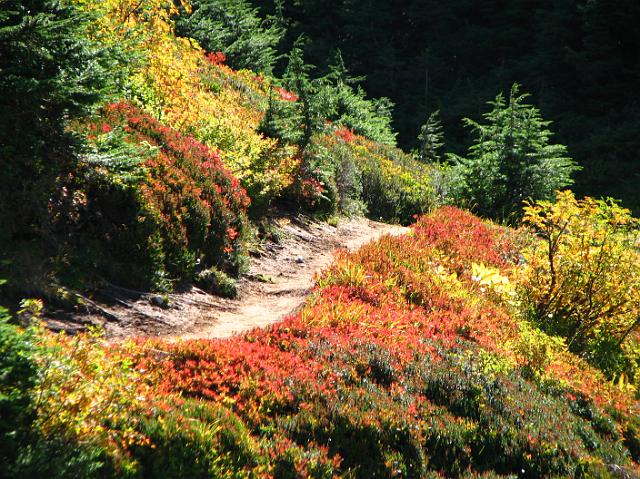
(172, 217, 407, 341)
(52, 217, 407, 340)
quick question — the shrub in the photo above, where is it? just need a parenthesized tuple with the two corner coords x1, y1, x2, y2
(133, 404, 230, 479)
(0, 307, 37, 474)
(196, 268, 238, 299)
(76, 101, 250, 287)
(78, 0, 290, 209)
(343, 137, 437, 223)
(12, 206, 640, 478)
(520, 190, 640, 382)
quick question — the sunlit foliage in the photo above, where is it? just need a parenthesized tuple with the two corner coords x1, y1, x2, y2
(521, 190, 640, 382)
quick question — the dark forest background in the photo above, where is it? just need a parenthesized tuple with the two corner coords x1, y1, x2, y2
(250, 0, 640, 212)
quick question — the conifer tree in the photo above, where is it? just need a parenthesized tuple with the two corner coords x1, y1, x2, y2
(0, 0, 109, 241)
(449, 84, 578, 220)
(416, 110, 444, 163)
(258, 84, 302, 144)
(323, 51, 396, 145)
(282, 37, 319, 150)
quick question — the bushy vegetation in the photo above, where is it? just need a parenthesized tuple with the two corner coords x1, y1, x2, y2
(77, 101, 250, 287)
(520, 190, 640, 383)
(1, 0, 438, 304)
(0, 305, 37, 475)
(3, 2, 640, 476)
(4, 208, 639, 477)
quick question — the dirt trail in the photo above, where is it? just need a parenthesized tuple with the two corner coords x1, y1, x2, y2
(50, 217, 406, 339)
(173, 217, 406, 340)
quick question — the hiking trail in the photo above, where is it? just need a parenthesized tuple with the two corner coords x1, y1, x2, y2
(49, 216, 407, 339)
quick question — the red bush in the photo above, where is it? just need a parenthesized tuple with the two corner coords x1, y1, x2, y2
(93, 101, 250, 276)
(205, 51, 226, 66)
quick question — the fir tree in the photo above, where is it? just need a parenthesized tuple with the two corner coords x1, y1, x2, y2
(282, 37, 320, 150)
(449, 84, 579, 220)
(258, 84, 302, 144)
(416, 110, 444, 163)
(0, 0, 109, 241)
(315, 50, 396, 145)
(175, 0, 284, 74)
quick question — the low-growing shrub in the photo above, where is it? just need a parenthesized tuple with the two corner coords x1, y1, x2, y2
(74, 102, 250, 289)
(196, 268, 238, 299)
(10, 207, 640, 478)
(0, 308, 37, 474)
(301, 131, 438, 222)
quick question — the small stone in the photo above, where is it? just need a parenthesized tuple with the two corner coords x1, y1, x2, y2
(149, 295, 170, 309)
(295, 255, 305, 264)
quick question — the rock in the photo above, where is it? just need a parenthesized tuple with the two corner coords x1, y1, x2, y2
(295, 255, 305, 264)
(149, 295, 171, 309)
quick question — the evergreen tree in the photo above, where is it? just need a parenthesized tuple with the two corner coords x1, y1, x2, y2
(416, 110, 444, 163)
(449, 84, 578, 220)
(0, 0, 109, 242)
(258, 84, 302, 144)
(175, 0, 283, 74)
(282, 37, 320, 150)
(315, 50, 396, 145)
(262, 47, 396, 146)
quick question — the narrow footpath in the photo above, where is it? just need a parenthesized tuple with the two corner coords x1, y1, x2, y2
(49, 217, 407, 339)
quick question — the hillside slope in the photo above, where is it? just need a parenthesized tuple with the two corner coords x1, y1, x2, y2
(2, 2, 640, 478)
(3, 207, 639, 478)
(0, 0, 437, 308)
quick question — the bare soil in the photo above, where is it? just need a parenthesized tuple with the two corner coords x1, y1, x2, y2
(47, 216, 406, 339)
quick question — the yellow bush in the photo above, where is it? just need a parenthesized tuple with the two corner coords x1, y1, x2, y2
(75, 0, 294, 203)
(520, 190, 640, 380)
(33, 329, 152, 453)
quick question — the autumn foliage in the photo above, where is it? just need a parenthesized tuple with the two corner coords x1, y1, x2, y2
(77, 101, 250, 285)
(521, 190, 640, 382)
(13, 207, 639, 477)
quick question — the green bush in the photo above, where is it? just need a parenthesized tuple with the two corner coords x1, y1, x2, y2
(355, 141, 437, 223)
(131, 399, 263, 479)
(0, 308, 37, 474)
(196, 268, 238, 299)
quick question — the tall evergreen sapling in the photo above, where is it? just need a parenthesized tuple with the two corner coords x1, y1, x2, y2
(282, 37, 320, 150)
(315, 50, 396, 145)
(416, 110, 444, 163)
(449, 84, 578, 220)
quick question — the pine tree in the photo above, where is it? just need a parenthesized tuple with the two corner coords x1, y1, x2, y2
(449, 84, 579, 220)
(282, 37, 320, 150)
(258, 84, 302, 144)
(416, 110, 444, 163)
(314, 50, 396, 145)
